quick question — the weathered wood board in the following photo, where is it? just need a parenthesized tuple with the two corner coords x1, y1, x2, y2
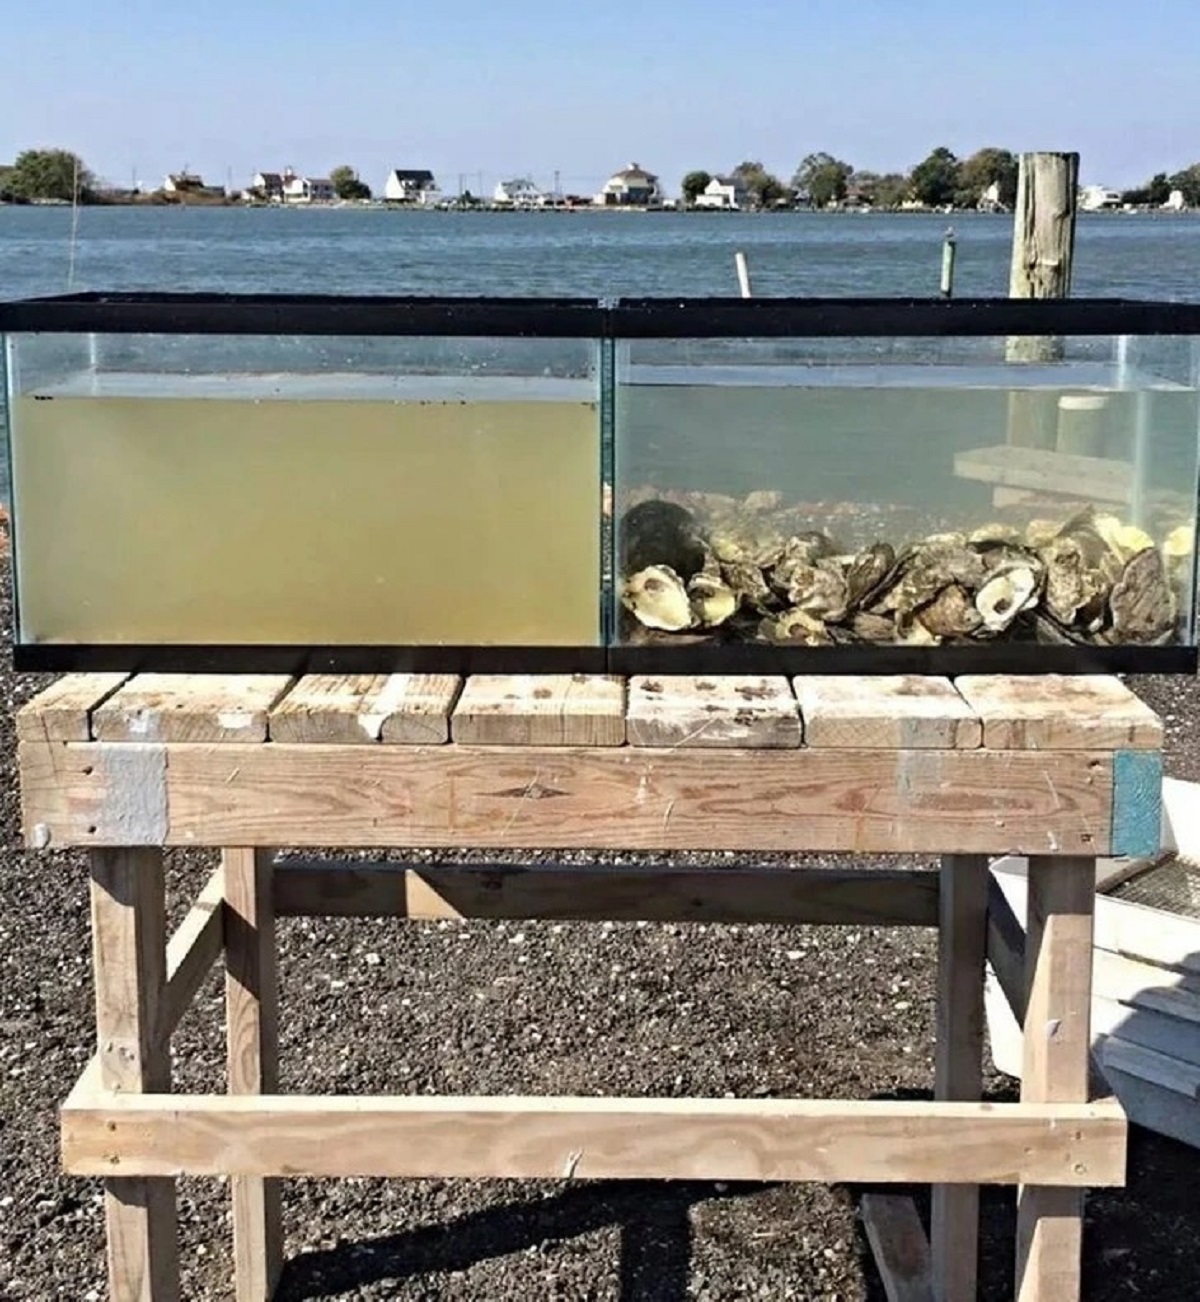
(954, 444, 1132, 504)
(954, 675, 1162, 751)
(451, 674, 626, 746)
(626, 675, 800, 748)
(794, 676, 980, 750)
(93, 675, 293, 744)
(15, 673, 129, 742)
(20, 739, 1116, 854)
(268, 674, 461, 744)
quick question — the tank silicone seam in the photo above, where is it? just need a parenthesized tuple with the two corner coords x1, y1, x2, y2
(598, 335, 616, 648)
(1, 334, 25, 650)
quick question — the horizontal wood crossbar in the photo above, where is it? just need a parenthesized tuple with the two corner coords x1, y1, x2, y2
(59, 1092, 1127, 1186)
(21, 741, 1116, 854)
(271, 861, 941, 926)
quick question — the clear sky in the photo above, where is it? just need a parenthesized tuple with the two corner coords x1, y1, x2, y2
(4, 0, 1198, 196)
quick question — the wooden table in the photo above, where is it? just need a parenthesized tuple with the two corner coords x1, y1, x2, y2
(16, 670, 1163, 1301)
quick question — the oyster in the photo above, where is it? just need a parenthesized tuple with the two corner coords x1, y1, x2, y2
(873, 541, 985, 617)
(917, 583, 983, 639)
(1025, 518, 1062, 550)
(721, 561, 775, 612)
(620, 500, 706, 579)
(896, 620, 941, 646)
(759, 608, 833, 646)
(697, 545, 724, 579)
(1033, 612, 1082, 645)
(974, 564, 1040, 633)
(1055, 507, 1123, 577)
(844, 542, 896, 609)
(681, 490, 740, 518)
(969, 522, 1023, 546)
(1162, 524, 1194, 585)
(972, 538, 1044, 579)
(847, 611, 897, 643)
(710, 523, 786, 568)
(1108, 547, 1176, 644)
(770, 530, 839, 585)
(1040, 534, 1108, 628)
(1093, 513, 1155, 563)
(786, 562, 850, 622)
(1163, 523, 1194, 562)
(743, 489, 784, 512)
(791, 530, 839, 562)
(708, 527, 751, 565)
(621, 566, 694, 632)
(687, 573, 739, 627)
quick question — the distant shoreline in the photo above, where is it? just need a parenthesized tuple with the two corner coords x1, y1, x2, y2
(3, 199, 1197, 217)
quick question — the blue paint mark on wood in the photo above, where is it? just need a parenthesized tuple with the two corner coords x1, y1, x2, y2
(1112, 750, 1163, 859)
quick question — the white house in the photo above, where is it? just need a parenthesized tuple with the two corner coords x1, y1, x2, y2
(283, 174, 335, 203)
(163, 171, 206, 193)
(493, 177, 544, 207)
(1079, 185, 1123, 211)
(384, 169, 439, 204)
(693, 175, 748, 210)
(594, 162, 662, 207)
(1163, 188, 1187, 212)
(252, 171, 285, 201)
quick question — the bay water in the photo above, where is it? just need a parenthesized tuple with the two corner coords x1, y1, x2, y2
(3, 205, 1200, 300)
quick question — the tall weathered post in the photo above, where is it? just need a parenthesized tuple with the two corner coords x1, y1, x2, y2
(1005, 152, 1080, 451)
(1007, 151, 1080, 360)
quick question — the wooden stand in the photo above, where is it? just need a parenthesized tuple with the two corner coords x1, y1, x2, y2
(17, 670, 1163, 1301)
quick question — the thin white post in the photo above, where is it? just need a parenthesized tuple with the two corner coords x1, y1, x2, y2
(734, 251, 753, 298)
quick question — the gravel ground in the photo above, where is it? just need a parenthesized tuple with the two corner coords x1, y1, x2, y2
(2, 556, 1200, 1300)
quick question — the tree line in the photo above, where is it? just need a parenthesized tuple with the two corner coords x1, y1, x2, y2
(1120, 165, 1200, 207)
(682, 147, 1023, 210)
(685, 148, 1200, 211)
(0, 149, 96, 203)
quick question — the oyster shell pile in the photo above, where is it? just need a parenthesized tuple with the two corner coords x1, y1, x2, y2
(619, 497, 1190, 648)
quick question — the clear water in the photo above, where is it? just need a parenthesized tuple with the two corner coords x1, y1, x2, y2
(614, 339, 1200, 650)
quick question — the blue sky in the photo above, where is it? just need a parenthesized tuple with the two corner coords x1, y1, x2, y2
(4, 0, 1199, 196)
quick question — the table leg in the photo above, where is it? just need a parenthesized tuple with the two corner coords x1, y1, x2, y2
(930, 854, 988, 1302)
(224, 848, 283, 1301)
(89, 848, 180, 1301)
(1015, 856, 1095, 1302)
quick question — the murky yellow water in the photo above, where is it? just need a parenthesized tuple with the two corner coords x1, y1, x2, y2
(12, 394, 601, 645)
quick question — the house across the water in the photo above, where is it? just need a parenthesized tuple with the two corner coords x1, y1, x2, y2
(384, 169, 440, 205)
(594, 162, 662, 207)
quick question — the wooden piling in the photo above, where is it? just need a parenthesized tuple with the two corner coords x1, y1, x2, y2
(1006, 152, 1080, 364)
(1005, 152, 1081, 457)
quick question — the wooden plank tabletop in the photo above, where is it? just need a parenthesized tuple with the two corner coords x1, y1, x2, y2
(15, 671, 1163, 752)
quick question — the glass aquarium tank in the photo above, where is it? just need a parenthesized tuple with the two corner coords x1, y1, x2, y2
(0, 295, 606, 671)
(609, 298, 1200, 674)
(2, 293, 1199, 673)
